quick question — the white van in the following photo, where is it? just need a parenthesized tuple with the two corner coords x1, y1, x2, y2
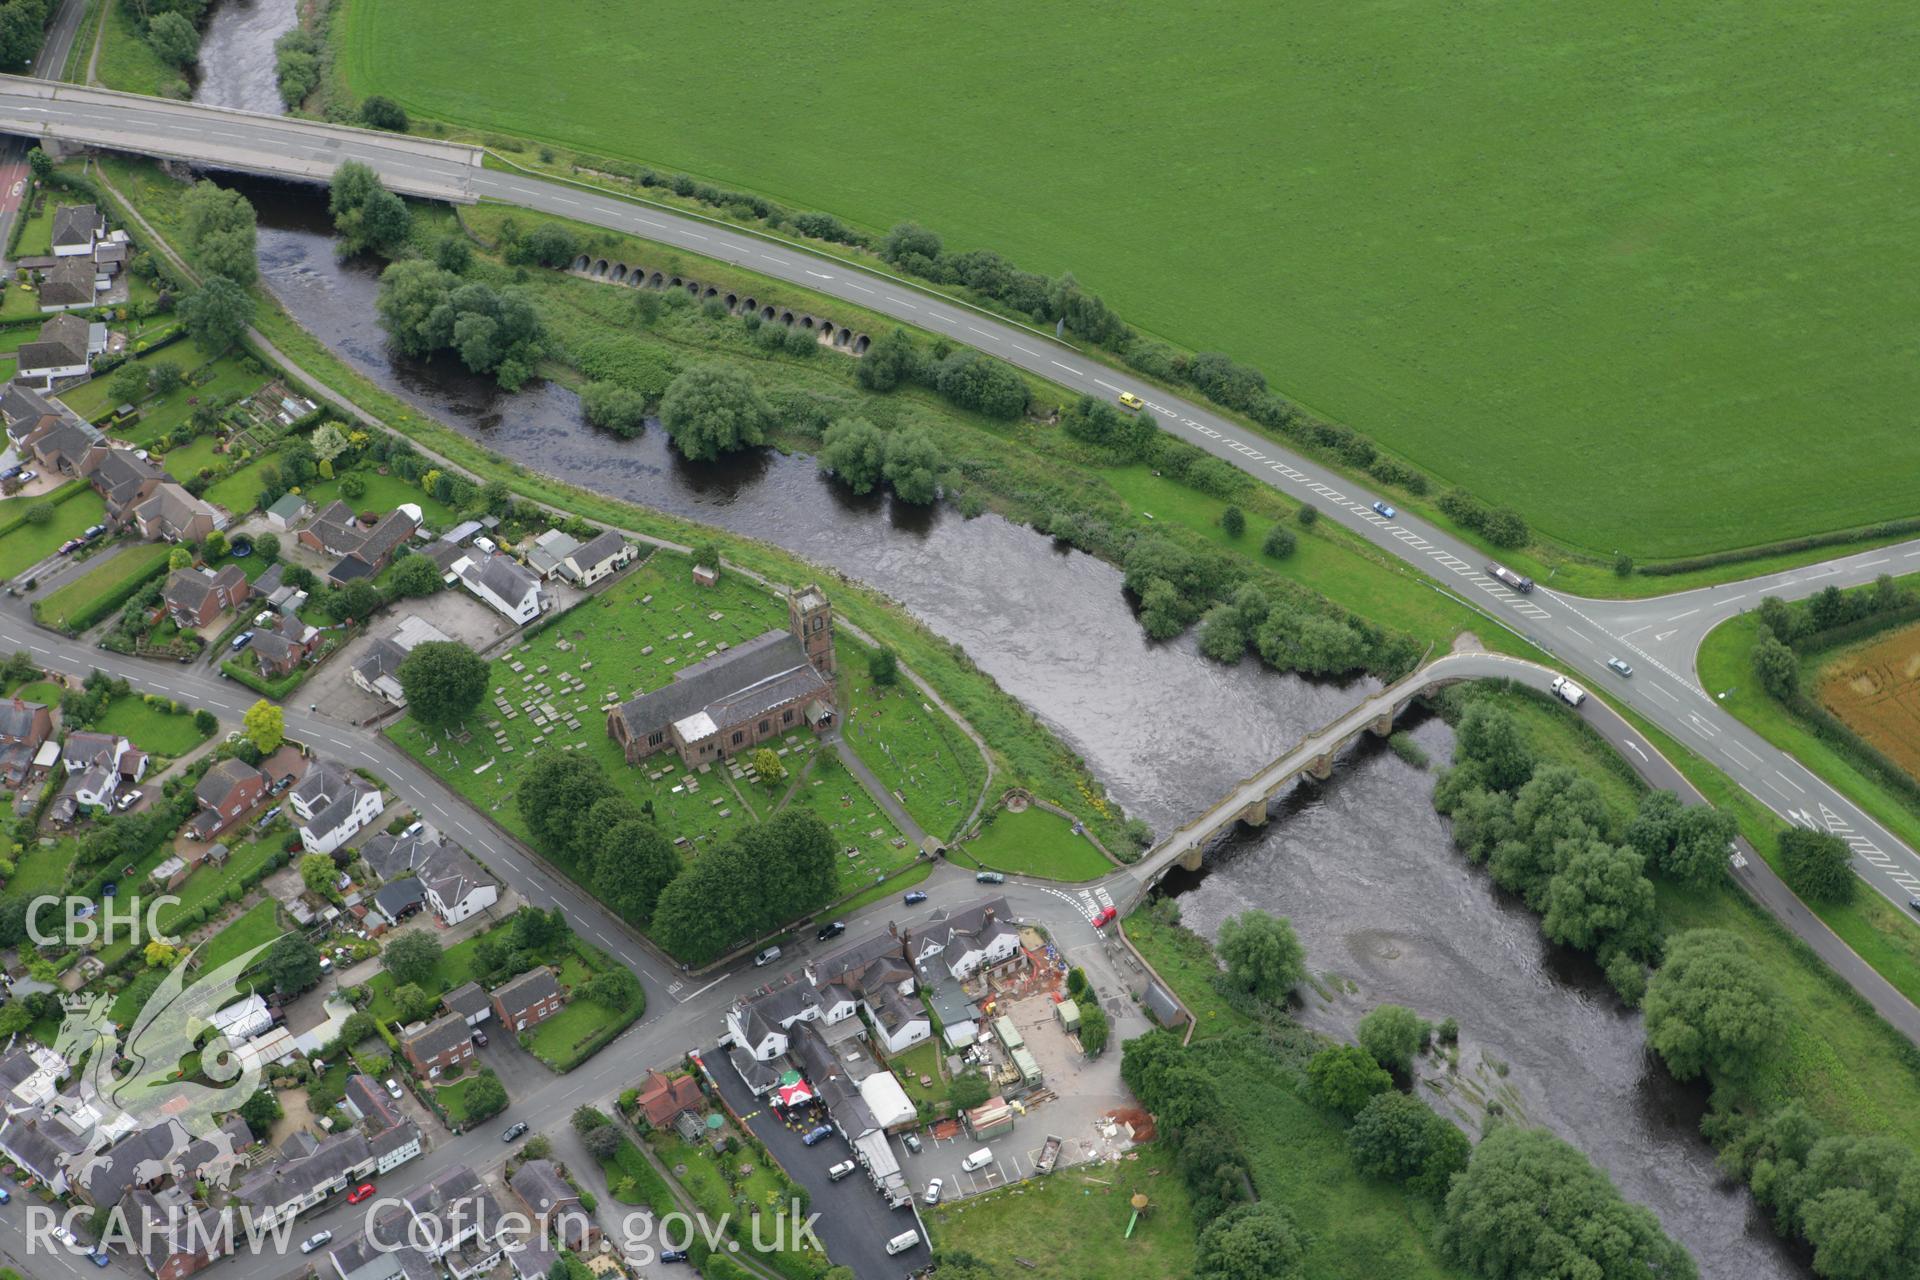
(960, 1147, 994, 1172)
(1550, 675, 1587, 708)
(885, 1230, 921, 1256)
(753, 945, 782, 967)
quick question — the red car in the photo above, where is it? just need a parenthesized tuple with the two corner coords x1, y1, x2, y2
(1091, 906, 1118, 928)
(347, 1183, 376, 1204)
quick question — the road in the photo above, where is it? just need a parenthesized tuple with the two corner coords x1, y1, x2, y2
(0, 0, 93, 265)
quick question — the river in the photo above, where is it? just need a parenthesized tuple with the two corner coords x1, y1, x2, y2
(192, 0, 298, 114)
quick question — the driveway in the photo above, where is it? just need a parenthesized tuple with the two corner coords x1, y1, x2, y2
(302, 586, 523, 723)
(704, 1049, 928, 1277)
(470, 1027, 553, 1106)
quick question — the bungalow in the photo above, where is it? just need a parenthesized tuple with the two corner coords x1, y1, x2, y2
(400, 1012, 475, 1079)
(491, 967, 564, 1034)
(249, 612, 321, 678)
(189, 757, 268, 840)
(162, 565, 249, 629)
(133, 483, 220, 544)
(350, 615, 452, 707)
(15, 312, 93, 386)
(635, 1069, 703, 1129)
(418, 842, 497, 925)
(51, 203, 103, 257)
(907, 897, 1022, 981)
(509, 1158, 592, 1249)
(455, 550, 545, 625)
(39, 255, 99, 311)
(565, 529, 635, 586)
(289, 759, 383, 856)
(300, 500, 421, 587)
(373, 876, 424, 926)
(263, 492, 312, 531)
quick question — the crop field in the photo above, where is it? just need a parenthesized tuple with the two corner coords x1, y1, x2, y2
(1816, 621, 1920, 784)
(338, 0, 1920, 556)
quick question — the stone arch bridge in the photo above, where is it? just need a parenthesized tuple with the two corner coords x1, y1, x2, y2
(567, 255, 872, 354)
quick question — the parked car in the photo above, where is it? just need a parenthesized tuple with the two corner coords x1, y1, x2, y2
(384, 1078, 404, 1100)
(501, 1121, 529, 1143)
(975, 871, 1005, 885)
(471, 1028, 488, 1047)
(903, 890, 928, 905)
(114, 790, 142, 812)
(1908, 898, 1920, 916)
(753, 945, 782, 967)
(0, 1184, 10, 1202)
(1091, 906, 1118, 928)
(1371, 500, 1396, 519)
(827, 1159, 857, 1182)
(347, 1183, 375, 1204)
(815, 920, 846, 942)
(922, 1177, 943, 1205)
(659, 1251, 689, 1265)
(0, 466, 17, 480)
(229, 631, 255, 651)
(89, 1251, 110, 1268)
(902, 1132, 923, 1155)
(1607, 657, 1634, 677)
(81, 524, 105, 541)
(58, 538, 83, 554)
(801, 1124, 835, 1146)
(52, 1225, 79, 1250)
(300, 1231, 333, 1255)
(17, 470, 34, 484)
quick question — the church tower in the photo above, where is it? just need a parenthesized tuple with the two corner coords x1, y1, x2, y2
(788, 584, 835, 677)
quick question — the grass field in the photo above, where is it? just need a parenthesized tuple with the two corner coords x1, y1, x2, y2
(0, 489, 107, 577)
(61, 352, 266, 432)
(963, 803, 1111, 881)
(92, 690, 214, 757)
(337, 0, 1920, 558)
(202, 449, 281, 514)
(93, 0, 179, 98)
(32, 543, 169, 632)
(12, 837, 75, 897)
(837, 633, 985, 841)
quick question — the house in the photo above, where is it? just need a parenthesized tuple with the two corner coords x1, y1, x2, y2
(82, 445, 165, 522)
(523, 528, 581, 581)
(491, 967, 564, 1033)
(564, 530, 635, 587)
(162, 565, 250, 629)
(400, 1012, 475, 1079)
(263, 492, 312, 531)
(635, 1069, 703, 1129)
(418, 842, 497, 925)
(908, 897, 1022, 980)
(230, 1128, 375, 1228)
(864, 985, 931, 1054)
(63, 731, 148, 786)
(209, 993, 274, 1044)
(300, 500, 421, 586)
(15, 312, 94, 386)
(249, 612, 321, 678)
(807, 931, 915, 1000)
(455, 550, 545, 625)
(608, 586, 836, 768)
(402, 1166, 510, 1278)
(22, 416, 101, 474)
(340, 1074, 423, 1174)
(323, 1216, 441, 1280)
(133, 483, 220, 544)
(509, 1158, 591, 1249)
(0, 1107, 88, 1192)
(38, 255, 98, 311)
(722, 976, 859, 1063)
(0, 1044, 68, 1111)
(0, 695, 55, 787)
(443, 982, 492, 1027)
(372, 876, 424, 926)
(357, 825, 431, 882)
(50, 203, 103, 257)
(189, 757, 268, 840)
(289, 759, 383, 856)
(121, 1187, 225, 1280)
(350, 615, 452, 707)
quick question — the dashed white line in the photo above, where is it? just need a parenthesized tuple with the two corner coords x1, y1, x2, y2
(1050, 361, 1081, 377)
(1666, 608, 1699, 621)
(805, 269, 831, 279)
(844, 283, 873, 295)
(1012, 343, 1041, 357)
(1092, 378, 1120, 392)
(1775, 770, 1806, 794)
(1648, 684, 1680, 705)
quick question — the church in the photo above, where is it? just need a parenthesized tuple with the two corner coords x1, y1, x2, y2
(607, 585, 837, 768)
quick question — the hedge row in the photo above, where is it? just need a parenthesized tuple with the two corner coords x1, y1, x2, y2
(1641, 515, 1920, 577)
(33, 547, 171, 635)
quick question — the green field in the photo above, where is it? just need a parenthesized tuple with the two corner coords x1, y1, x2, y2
(0, 489, 107, 577)
(337, 0, 1920, 558)
(92, 690, 214, 757)
(202, 450, 281, 514)
(32, 543, 169, 632)
(13, 837, 76, 897)
(964, 802, 1111, 881)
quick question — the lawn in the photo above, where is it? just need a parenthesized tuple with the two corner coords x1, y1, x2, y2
(11, 679, 64, 705)
(885, 1039, 944, 1107)
(31, 543, 169, 632)
(963, 803, 1111, 881)
(60, 352, 267, 434)
(1123, 909, 1258, 1038)
(150, 432, 223, 479)
(11, 836, 76, 897)
(927, 1145, 1197, 1280)
(301, 468, 457, 529)
(92, 690, 215, 757)
(647, 1130, 826, 1277)
(363, 920, 517, 1023)
(202, 449, 281, 514)
(338, 0, 1920, 559)
(784, 749, 916, 895)
(193, 900, 283, 973)
(836, 633, 985, 841)
(0, 488, 107, 577)
(12, 196, 55, 257)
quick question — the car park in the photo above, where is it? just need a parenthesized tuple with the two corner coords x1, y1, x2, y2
(1607, 657, 1634, 677)
(347, 1183, 375, 1204)
(815, 920, 846, 942)
(975, 871, 1005, 884)
(300, 1231, 333, 1255)
(827, 1159, 857, 1181)
(384, 1078, 404, 1100)
(1371, 500, 1396, 519)
(1117, 391, 1145, 411)
(1091, 906, 1118, 927)
(801, 1124, 835, 1146)
(922, 1177, 943, 1205)
(502, 1121, 530, 1142)
(903, 889, 928, 905)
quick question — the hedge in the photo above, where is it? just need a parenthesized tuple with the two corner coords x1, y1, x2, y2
(0, 479, 88, 541)
(1640, 515, 1920, 577)
(32, 545, 171, 634)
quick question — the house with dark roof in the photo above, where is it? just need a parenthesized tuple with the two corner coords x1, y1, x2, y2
(230, 1128, 374, 1228)
(163, 565, 250, 629)
(865, 985, 931, 1054)
(372, 876, 424, 926)
(300, 500, 422, 587)
(419, 842, 497, 924)
(357, 826, 429, 882)
(80, 444, 163, 519)
(444, 981, 492, 1027)
(350, 615, 451, 706)
(0, 695, 54, 787)
(806, 930, 915, 1000)
(38, 254, 98, 310)
(51, 203, 103, 257)
(523, 528, 580, 581)
(0, 382, 59, 437)
(189, 757, 267, 840)
(16, 312, 93, 386)
(248, 612, 321, 678)
(340, 1073, 423, 1173)
(121, 1186, 225, 1280)
(608, 586, 836, 769)
(25, 415, 104, 474)
(289, 759, 383, 856)
(491, 967, 563, 1034)
(323, 1211, 441, 1280)
(509, 1158, 592, 1249)
(455, 550, 546, 624)
(564, 529, 635, 586)
(908, 896, 1022, 981)
(132, 483, 219, 544)
(400, 1012, 474, 1079)
(404, 1165, 510, 1279)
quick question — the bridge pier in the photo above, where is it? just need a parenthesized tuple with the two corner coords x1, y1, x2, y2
(1178, 845, 1204, 872)
(1237, 798, 1270, 829)
(1307, 753, 1333, 781)
(1367, 711, 1395, 738)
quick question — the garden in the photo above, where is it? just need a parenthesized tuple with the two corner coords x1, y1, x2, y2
(964, 801, 1112, 881)
(0, 485, 107, 578)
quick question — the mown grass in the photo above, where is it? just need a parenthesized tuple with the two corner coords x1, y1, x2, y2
(1122, 909, 1257, 1037)
(194, 900, 283, 972)
(92, 690, 213, 757)
(338, 0, 1920, 559)
(12, 837, 75, 897)
(963, 803, 1111, 881)
(31, 542, 169, 632)
(0, 489, 106, 577)
(836, 631, 986, 841)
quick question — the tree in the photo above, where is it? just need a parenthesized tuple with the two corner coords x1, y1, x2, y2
(659, 363, 770, 461)
(463, 1070, 507, 1121)
(1305, 1044, 1393, 1116)
(237, 1089, 281, 1137)
(299, 852, 337, 899)
(1658, 805, 1738, 887)
(264, 935, 322, 996)
(147, 11, 198, 66)
(882, 427, 943, 505)
(1347, 1091, 1470, 1199)
(948, 1070, 991, 1111)
(580, 382, 649, 438)
(26, 148, 50, 182)
(518, 755, 619, 864)
(242, 700, 283, 754)
(592, 819, 678, 925)
(193, 708, 217, 735)
(581, 1123, 624, 1160)
(572, 1105, 611, 1134)
(1262, 524, 1296, 558)
(398, 641, 490, 728)
(391, 982, 436, 1024)
(1753, 634, 1800, 700)
(512, 223, 580, 269)
(1643, 928, 1782, 1082)
(111, 363, 150, 405)
(310, 421, 351, 463)
(690, 540, 721, 577)
(1453, 701, 1533, 792)
(150, 363, 185, 397)
(203, 530, 228, 561)
(1539, 842, 1656, 956)
(933, 350, 1027, 419)
(1357, 1004, 1426, 1076)
(1195, 1202, 1306, 1280)
(749, 747, 785, 782)
(1076, 996, 1108, 1056)
(254, 532, 281, 563)
(181, 182, 258, 283)
(358, 95, 408, 132)
(330, 160, 411, 257)
(182, 275, 254, 351)
(1220, 506, 1246, 537)
(578, 965, 640, 1010)
(867, 646, 898, 686)
(382, 930, 444, 988)
(168, 546, 193, 571)
(1216, 910, 1305, 1002)
(1780, 827, 1855, 903)
(818, 417, 884, 493)
(1440, 1126, 1695, 1280)
(388, 554, 443, 598)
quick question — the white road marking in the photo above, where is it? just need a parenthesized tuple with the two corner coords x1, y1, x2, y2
(1775, 770, 1805, 793)
(1013, 343, 1041, 357)
(1092, 378, 1120, 392)
(1624, 741, 1648, 762)
(1666, 608, 1699, 621)
(845, 283, 874, 294)
(1050, 361, 1081, 377)
(805, 269, 831, 279)
(1728, 742, 1761, 767)
(1648, 684, 1680, 704)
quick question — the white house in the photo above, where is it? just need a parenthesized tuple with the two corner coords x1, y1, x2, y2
(418, 843, 498, 925)
(563, 530, 635, 587)
(455, 551, 545, 625)
(289, 760, 384, 856)
(50, 204, 103, 258)
(908, 897, 1021, 980)
(863, 987, 931, 1054)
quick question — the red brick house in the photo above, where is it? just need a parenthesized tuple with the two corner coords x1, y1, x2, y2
(0, 696, 54, 787)
(491, 967, 564, 1034)
(189, 758, 267, 840)
(400, 1012, 475, 1079)
(635, 1069, 703, 1128)
(162, 566, 250, 629)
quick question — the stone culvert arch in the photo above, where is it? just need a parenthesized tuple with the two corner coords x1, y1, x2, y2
(558, 259, 867, 356)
